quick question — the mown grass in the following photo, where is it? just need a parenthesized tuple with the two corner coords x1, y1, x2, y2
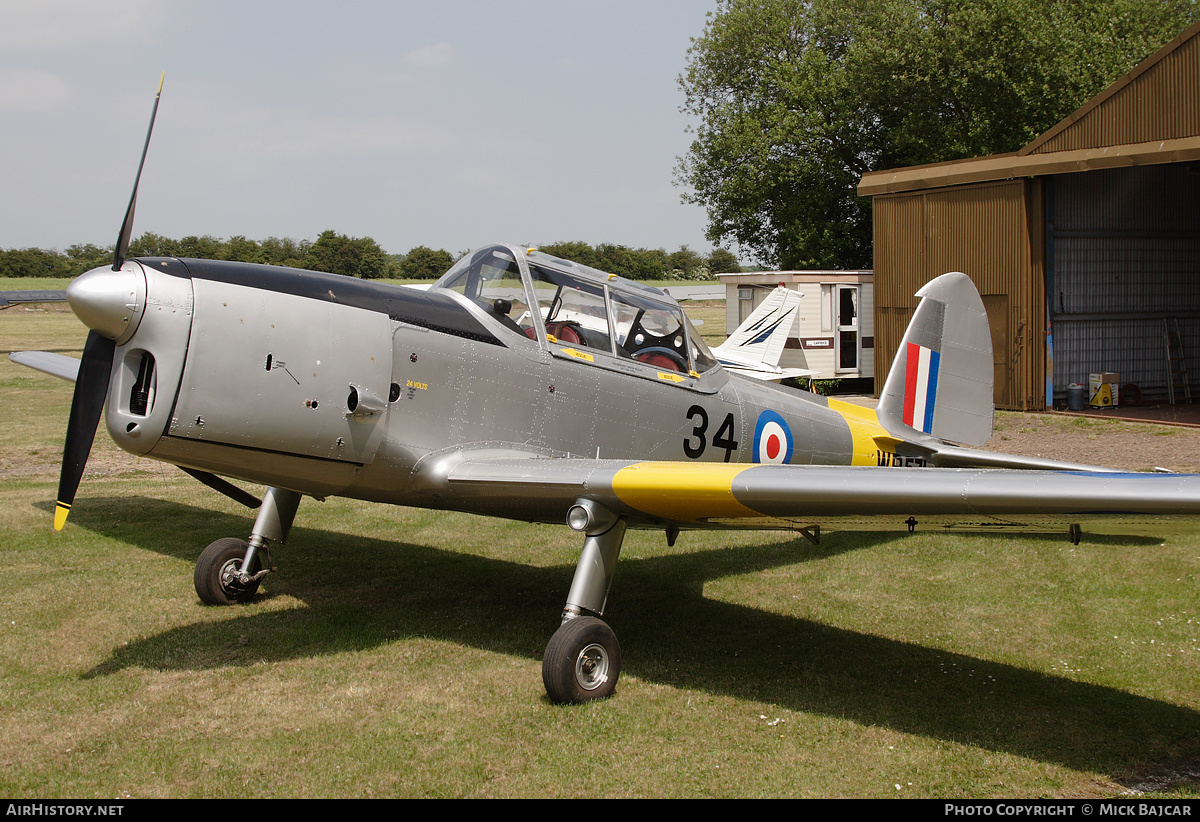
(3, 308, 1200, 798)
(0, 277, 75, 291)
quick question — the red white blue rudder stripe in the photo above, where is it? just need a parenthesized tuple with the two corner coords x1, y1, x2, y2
(902, 342, 940, 434)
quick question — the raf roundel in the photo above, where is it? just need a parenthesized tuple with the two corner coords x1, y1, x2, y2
(753, 410, 793, 464)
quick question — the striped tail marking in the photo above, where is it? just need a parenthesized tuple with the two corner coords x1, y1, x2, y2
(902, 342, 940, 434)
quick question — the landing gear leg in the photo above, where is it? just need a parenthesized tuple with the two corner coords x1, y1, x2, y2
(543, 516, 627, 703)
(195, 487, 302, 606)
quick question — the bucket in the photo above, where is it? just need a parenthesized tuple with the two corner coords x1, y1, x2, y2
(1067, 383, 1085, 412)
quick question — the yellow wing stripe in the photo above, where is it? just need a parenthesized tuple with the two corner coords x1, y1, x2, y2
(826, 398, 890, 466)
(612, 462, 758, 521)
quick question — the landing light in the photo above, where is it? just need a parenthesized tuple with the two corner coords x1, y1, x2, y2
(566, 499, 617, 534)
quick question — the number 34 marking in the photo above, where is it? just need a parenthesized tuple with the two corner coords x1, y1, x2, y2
(683, 405, 739, 462)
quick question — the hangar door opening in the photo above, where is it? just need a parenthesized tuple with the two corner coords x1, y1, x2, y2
(1048, 165, 1200, 405)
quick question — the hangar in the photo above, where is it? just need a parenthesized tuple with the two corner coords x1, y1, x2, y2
(858, 20, 1200, 411)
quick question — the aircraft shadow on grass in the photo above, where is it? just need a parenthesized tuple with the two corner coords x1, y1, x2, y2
(54, 494, 1196, 784)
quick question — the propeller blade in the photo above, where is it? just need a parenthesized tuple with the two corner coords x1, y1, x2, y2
(113, 71, 164, 271)
(55, 331, 115, 530)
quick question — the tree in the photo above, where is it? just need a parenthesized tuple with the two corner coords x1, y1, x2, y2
(177, 235, 223, 260)
(399, 245, 455, 279)
(305, 230, 394, 279)
(127, 232, 180, 258)
(623, 247, 669, 281)
(677, 0, 1200, 269)
(260, 236, 310, 268)
(539, 241, 600, 270)
(0, 247, 74, 278)
(708, 247, 740, 274)
(593, 243, 634, 277)
(65, 243, 112, 274)
(668, 246, 708, 280)
(222, 235, 265, 264)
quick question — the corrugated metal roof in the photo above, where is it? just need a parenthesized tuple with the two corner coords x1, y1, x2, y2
(1024, 19, 1200, 154)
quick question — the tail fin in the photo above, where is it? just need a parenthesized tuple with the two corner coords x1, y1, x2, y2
(713, 286, 803, 379)
(877, 272, 993, 447)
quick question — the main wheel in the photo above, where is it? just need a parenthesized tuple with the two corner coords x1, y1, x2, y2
(542, 617, 621, 703)
(194, 538, 262, 605)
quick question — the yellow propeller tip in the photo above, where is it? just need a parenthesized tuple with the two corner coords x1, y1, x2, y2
(53, 503, 70, 531)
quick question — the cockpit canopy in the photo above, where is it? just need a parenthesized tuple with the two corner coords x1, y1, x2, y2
(435, 244, 718, 375)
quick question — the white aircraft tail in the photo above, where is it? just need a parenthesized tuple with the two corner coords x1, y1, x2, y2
(877, 272, 994, 447)
(713, 286, 810, 381)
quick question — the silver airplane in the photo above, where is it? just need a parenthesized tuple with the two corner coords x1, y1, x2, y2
(13, 79, 1200, 703)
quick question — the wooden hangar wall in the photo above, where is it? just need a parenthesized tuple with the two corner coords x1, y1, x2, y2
(867, 20, 1200, 412)
(871, 179, 1046, 411)
(871, 166, 1200, 412)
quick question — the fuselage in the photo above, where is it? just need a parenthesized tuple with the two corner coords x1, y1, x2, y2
(77, 245, 901, 524)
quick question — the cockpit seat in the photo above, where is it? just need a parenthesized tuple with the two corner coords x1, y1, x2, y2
(635, 348, 683, 371)
(546, 322, 584, 345)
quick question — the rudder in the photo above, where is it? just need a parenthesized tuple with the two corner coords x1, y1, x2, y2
(877, 272, 993, 447)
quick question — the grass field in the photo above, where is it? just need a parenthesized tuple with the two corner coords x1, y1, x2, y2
(3, 305, 1199, 798)
(0, 277, 75, 292)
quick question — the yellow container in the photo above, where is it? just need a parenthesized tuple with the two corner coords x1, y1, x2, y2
(1088, 372, 1119, 408)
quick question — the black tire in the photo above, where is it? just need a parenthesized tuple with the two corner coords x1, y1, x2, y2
(194, 538, 261, 605)
(542, 617, 621, 703)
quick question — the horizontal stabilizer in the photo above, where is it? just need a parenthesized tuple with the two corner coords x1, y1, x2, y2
(9, 351, 81, 383)
(0, 290, 67, 307)
(722, 364, 814, 382)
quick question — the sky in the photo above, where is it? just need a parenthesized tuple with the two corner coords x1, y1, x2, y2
(0, 0, 723, 258)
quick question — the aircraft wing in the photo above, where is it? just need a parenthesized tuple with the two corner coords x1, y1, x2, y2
(445, 457, 1200, 537)
(9, 351, 80, 382)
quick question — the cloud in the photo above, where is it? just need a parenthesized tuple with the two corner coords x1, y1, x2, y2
(0, 0, 159, 51)
(0, 68, 69, 112)
(405, 42, 456, 68)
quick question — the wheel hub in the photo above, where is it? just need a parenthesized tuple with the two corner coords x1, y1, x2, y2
(218, 558, 247, 593)
(575, 643, 610, 690)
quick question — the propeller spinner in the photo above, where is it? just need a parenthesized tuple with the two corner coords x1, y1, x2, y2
(55, 73, 162, 530)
